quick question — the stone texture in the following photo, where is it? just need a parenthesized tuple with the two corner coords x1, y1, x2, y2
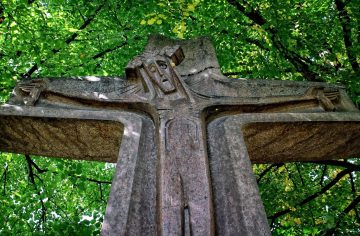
(244, 121, 360, 163)
(0, 116, 123, 162)
(207, 112, 360, 235)
(236, 112, 359, 164)
(0, 36, 360, 236)
(208, 117, 270, 236)
(102, 115, 158, 236)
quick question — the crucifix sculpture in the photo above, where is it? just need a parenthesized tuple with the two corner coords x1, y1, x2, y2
(0, 36, 359, 236)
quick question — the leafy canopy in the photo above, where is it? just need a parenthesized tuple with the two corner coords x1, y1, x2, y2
(0, 0, 359, 235)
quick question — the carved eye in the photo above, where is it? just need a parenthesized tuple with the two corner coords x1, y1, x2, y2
(157, 61, 167, 70)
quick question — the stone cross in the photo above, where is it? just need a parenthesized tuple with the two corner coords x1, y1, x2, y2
(1, 36, 359, 236)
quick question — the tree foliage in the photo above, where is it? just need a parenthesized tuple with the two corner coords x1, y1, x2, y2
(0, 0, 359, 235)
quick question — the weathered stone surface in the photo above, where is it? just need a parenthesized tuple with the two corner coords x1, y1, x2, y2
(0, 116, 123, 162)
(1, 36, 360, 236)
(239, 112, 360, 163)
(102, 114, 158, 235)
(244, 122, 360, 163)
(208, 117, 270, 235)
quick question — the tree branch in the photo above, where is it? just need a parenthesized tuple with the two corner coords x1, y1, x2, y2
(337, 195, 360, 223)
(25, 155, 112, 184)
(257, 164, 275, 183)
(98, 183, 107, 204)
(22, 2, 105, 78)
(25, 155, 36, 185)
(62, 39, 128, 74)
(64, 3, 104, 45)
(226, 0, 323, 81)
(269, 168, 353, 221)
(227, 0, 266, 25)
(257, 163, 284, 183)
(244, 38, 270, 51)
(92, 40, 128, 60)
(25, 155, 47, 230)
(326, 195, 360, 234)
(308, 160, 360, 171)
(348, 171, 360, 223)
(270, 35, 321, 81)
(335, 0, 359, 73)
(26, 155, 48, 173)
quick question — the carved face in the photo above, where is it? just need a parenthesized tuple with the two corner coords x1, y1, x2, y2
(143, 57, 176, 94)
(125, 45, 185, 96)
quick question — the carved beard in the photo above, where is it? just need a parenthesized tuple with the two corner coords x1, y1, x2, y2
(143, 59, 176, 94)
